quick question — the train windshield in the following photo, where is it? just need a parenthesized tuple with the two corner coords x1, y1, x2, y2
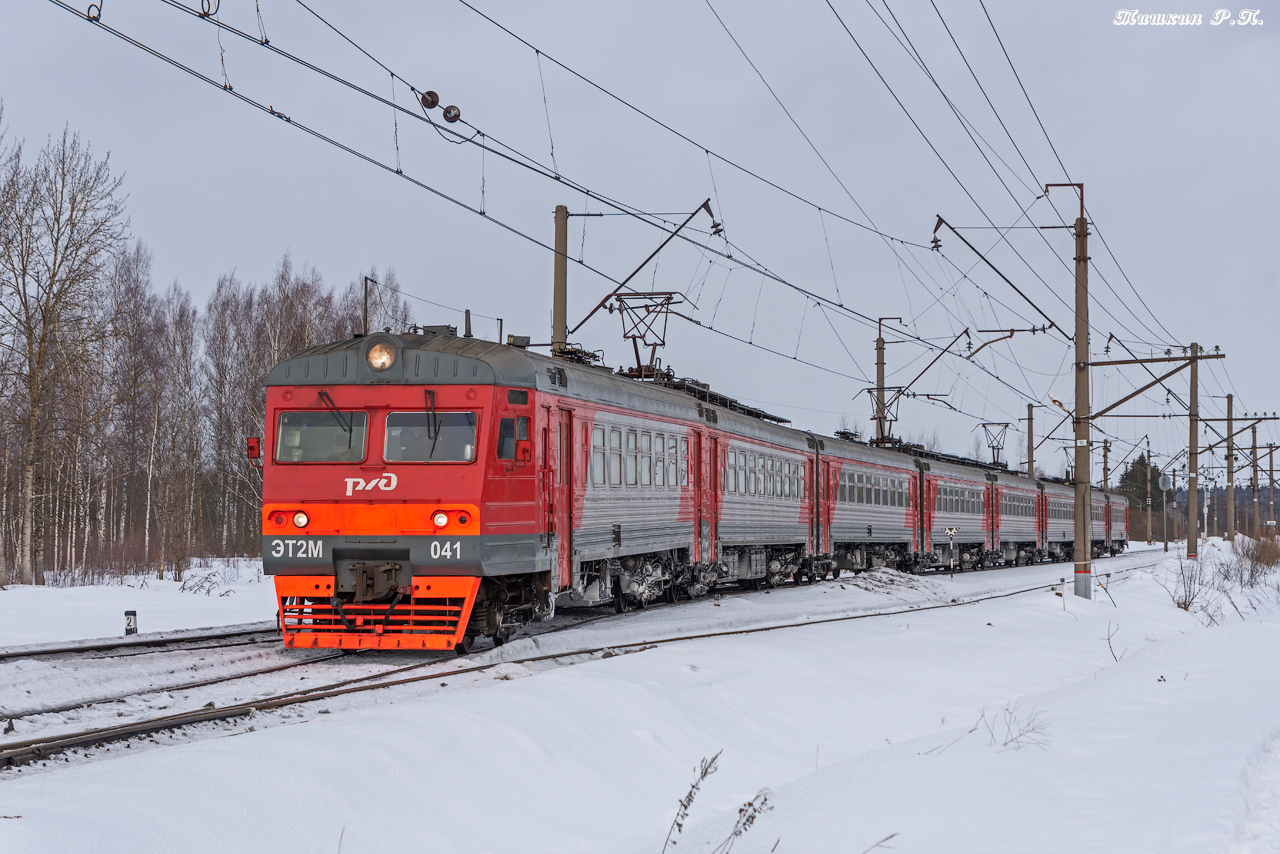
(385, 411, 478, 462)
(276, 410, 368, 463)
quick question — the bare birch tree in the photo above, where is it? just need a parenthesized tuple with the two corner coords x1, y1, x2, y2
(0, 128, 126, 584)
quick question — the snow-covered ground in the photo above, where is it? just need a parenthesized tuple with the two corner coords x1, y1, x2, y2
(0, 558, 276, 646)
(2, 542, 1277, 854)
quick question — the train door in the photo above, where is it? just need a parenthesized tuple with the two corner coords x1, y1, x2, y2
(708, 435, 719, 563)
(915, 466, 930, 554)
(554, 408, 575, 588)
(1037, 484, 1047, 550)
(540, 405, 554, 553)
(988, 481, 999, 553)
(819, 459, 832, 555)
(690, 431, 704, 563)
(985, 482, 993, 552)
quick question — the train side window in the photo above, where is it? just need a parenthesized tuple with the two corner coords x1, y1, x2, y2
(592, 427, 605, 486)
(838, 471, 847, 504)
(783, 462, 791, 499)
(727, 451, 737, 493)
(609, 428, 622, 486)
(625, 431, 638, 486)
(749, 456, 757, 495)
(739, 455, 747, 496)
(497, 418, 515, 459)
(497, 416, 530, 461)
(669, 438, 679, 486)
(679, 439, 689, 486)
(654, 433, 666, 487)
(641, 432, 652, 487)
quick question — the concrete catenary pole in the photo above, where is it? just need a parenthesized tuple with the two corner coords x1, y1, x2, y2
(875, 333, 886, 442)
(1152, 440, 1162, 547)
(1227, 394, 1235, 541)
(1187, 344, 1200, 559)
(1267, 443, 1276, 534)
(1253, 425, 1260, 538)
(874, 318, 901, 442)
(1072, 207, 1092, 599)
(552, 204, 569, 354)
(1027, 404, 1035, 480)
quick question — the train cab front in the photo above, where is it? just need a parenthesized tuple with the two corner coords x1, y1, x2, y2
(258, 330, 543, 653)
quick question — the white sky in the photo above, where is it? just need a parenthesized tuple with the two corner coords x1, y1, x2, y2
(2, 0, 1276, 481)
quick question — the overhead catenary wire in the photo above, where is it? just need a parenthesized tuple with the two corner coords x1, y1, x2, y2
(152, 0, 1057, 414)
(51, 0, 630, 291)
(78, 0, 1202, 456)
(449, 0, 929, 249)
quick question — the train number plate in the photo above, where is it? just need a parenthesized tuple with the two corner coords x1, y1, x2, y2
(430, 540, 463, 560)
(270, 538, 324, 559)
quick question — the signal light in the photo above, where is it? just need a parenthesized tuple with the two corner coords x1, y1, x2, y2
(433, 512, 449, 527)
(293, 511, 309, 528)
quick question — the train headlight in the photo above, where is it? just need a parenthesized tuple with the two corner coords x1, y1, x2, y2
(367, 342, 396, 371)
(293, 511, 309, 528)
(433, 511, 449, 528)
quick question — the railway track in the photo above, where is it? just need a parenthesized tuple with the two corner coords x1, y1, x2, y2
(0, 558, 1160, 769)
(0, 623, 278, 662)
(0, 604, 615, 729)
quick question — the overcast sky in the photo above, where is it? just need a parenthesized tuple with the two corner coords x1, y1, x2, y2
(2, 0, 1276, 482)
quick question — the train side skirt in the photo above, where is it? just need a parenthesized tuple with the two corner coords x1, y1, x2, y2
(274, 576, 482, 650)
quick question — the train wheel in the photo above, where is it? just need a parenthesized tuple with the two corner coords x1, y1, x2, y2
(612, 578, 629, 614)
(455, 633, 475, 655)
(831, 566, 841, 580)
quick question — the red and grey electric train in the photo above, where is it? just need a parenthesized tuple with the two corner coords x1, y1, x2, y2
(256, 326, 1128, 652)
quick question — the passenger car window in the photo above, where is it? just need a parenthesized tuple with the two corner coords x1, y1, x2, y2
(592, 426, 606, 486)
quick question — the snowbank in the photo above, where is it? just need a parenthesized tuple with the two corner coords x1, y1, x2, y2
(0, 559, 276, 646)
(2, 545, 1275, 853)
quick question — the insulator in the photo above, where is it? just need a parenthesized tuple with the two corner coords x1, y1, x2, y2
(420, 90, 439, 109)
(443, 105, 461, 123)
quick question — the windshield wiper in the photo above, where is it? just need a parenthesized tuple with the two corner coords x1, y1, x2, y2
(318, 390, 353, 449)
(423, 390, 440, 440)
(423, 389, 444, 460)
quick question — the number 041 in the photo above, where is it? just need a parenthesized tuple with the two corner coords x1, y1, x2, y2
(430, 540, 462, 560)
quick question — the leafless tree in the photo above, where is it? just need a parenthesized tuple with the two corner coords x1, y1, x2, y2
(0, 128, 127, 584)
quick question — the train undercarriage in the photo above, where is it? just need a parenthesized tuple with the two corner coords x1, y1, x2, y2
(278, 536, 1126, 653)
